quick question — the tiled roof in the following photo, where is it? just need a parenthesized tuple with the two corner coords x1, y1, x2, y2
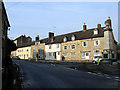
(45, 27, 105, 45)
(17, 41, 35, 48)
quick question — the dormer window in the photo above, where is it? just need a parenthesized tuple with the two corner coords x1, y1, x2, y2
(71, 35, 75, 41)
(63, 37, 67, 42)
(94, 29, 98, 35)
(35, 42, 40, 45)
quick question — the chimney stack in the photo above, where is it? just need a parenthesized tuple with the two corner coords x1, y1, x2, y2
(35, 35, 39, 41)
(49, 32, 54, 42)
(49, 32, 54, 39)
(97, 24, 101, 28)
(83, 23, 87, 30)
(105, 17, 112, 28)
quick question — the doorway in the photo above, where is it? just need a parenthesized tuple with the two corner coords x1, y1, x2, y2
(85, 52, 89, 59)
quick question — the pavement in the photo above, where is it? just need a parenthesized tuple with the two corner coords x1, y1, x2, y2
(13, 60, 120, 88)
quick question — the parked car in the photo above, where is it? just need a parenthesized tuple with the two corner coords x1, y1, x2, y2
(92, 56, 102, 63)
(12, 56, 20, 60)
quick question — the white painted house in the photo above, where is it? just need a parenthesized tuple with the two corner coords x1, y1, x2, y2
(45, 43, 61, 60)
(45, 32, 61, 60)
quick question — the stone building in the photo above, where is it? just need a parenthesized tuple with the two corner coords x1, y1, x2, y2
(31, 35, 47, 60)
(13, 35, 32, 47)
(61, 17, 117, 61)
(11, 17, 117, 61)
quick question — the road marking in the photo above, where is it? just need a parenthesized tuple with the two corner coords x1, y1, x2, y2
(87, 72, 92, 74)
(114, 77, 120, 79)
(91, 73, 97, 75)
(106, 77, 111, 79)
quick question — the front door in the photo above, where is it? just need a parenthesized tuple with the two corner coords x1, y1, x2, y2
(54, 52, 56, 59)
(85, 52, 89, 59)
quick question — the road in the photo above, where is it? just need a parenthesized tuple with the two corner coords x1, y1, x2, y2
(13, 60, 119, 88)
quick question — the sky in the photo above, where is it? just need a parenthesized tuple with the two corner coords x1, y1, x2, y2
(4, 2, 118, 42)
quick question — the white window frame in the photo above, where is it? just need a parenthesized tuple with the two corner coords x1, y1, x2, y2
(35, 42, 40, 45)
(71, 44, 75, 50)
(94, 40, 100, 46)
(49, 45, 52, 49)
(58, 51, 60, 55)
(82, 41, 87, 47)
(27, 49, 29, 52)
(57, 44, 59, 48)
(63, 45, 67, 50)
(49, 52, 52, 56)
(81, 52, 85, 58)
(71, 52, 75, 57)
(94, 30, 98, 35)
(63, 37, 67, 42)
(33, 48, 35, 52)
(94, 50, 100, 56)
(71, 35, 75, 41)
(63, 53, 67, 57)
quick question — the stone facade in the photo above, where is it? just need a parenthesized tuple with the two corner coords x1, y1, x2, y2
(11, 17, 117, 61)
(31, 43, 45, 59)
(61, 37, 104, 61)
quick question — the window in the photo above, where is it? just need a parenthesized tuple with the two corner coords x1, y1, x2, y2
(103, 54, 108, 58)
(71, 44, 75, 49)
(40, 47, 42, 49)
(71, 35, 75, 41)
(82, 41, 87, 47)
(58, 52, 60, 55)
(33, 48, 35, 52)
(27, 54, 28, 57)
(35, 42, 40, 45)
(63, 37, 67, 42)
(22, 49, 23, 52)
(63, 45, 67, 50)
(94, 50, 100, 56)
(71, 52, 75, 57)
(112, 54, 115, 58)
(49, 45, 52, 49)
(49, 52, 51, 56)
(57, 44, 59, 48)
(33, 53, 36, 58)
(94, 29, 98, 35)
(81, 52, 85, 58)
(63, 53, 67, 57)
(94, 40, 100, 46)
(27, 49, 29, 52)
(18, 50, 19, 52)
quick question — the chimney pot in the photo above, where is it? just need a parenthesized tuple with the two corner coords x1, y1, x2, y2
(36, 35, 39, 41)
(83, 23, 87, 30)
(97, 24, 101, 28)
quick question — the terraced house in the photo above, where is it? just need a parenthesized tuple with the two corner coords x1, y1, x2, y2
(61, 17, 117, 61)
(11, 17, 117, 61)
(31, 35, 47, 60)
(45, 32, 61, 60)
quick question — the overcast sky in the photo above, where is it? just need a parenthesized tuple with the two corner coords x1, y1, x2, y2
(5, 2, 118, 41)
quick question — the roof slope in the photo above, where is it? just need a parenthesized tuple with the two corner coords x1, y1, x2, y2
(45, 27, 104, 45)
